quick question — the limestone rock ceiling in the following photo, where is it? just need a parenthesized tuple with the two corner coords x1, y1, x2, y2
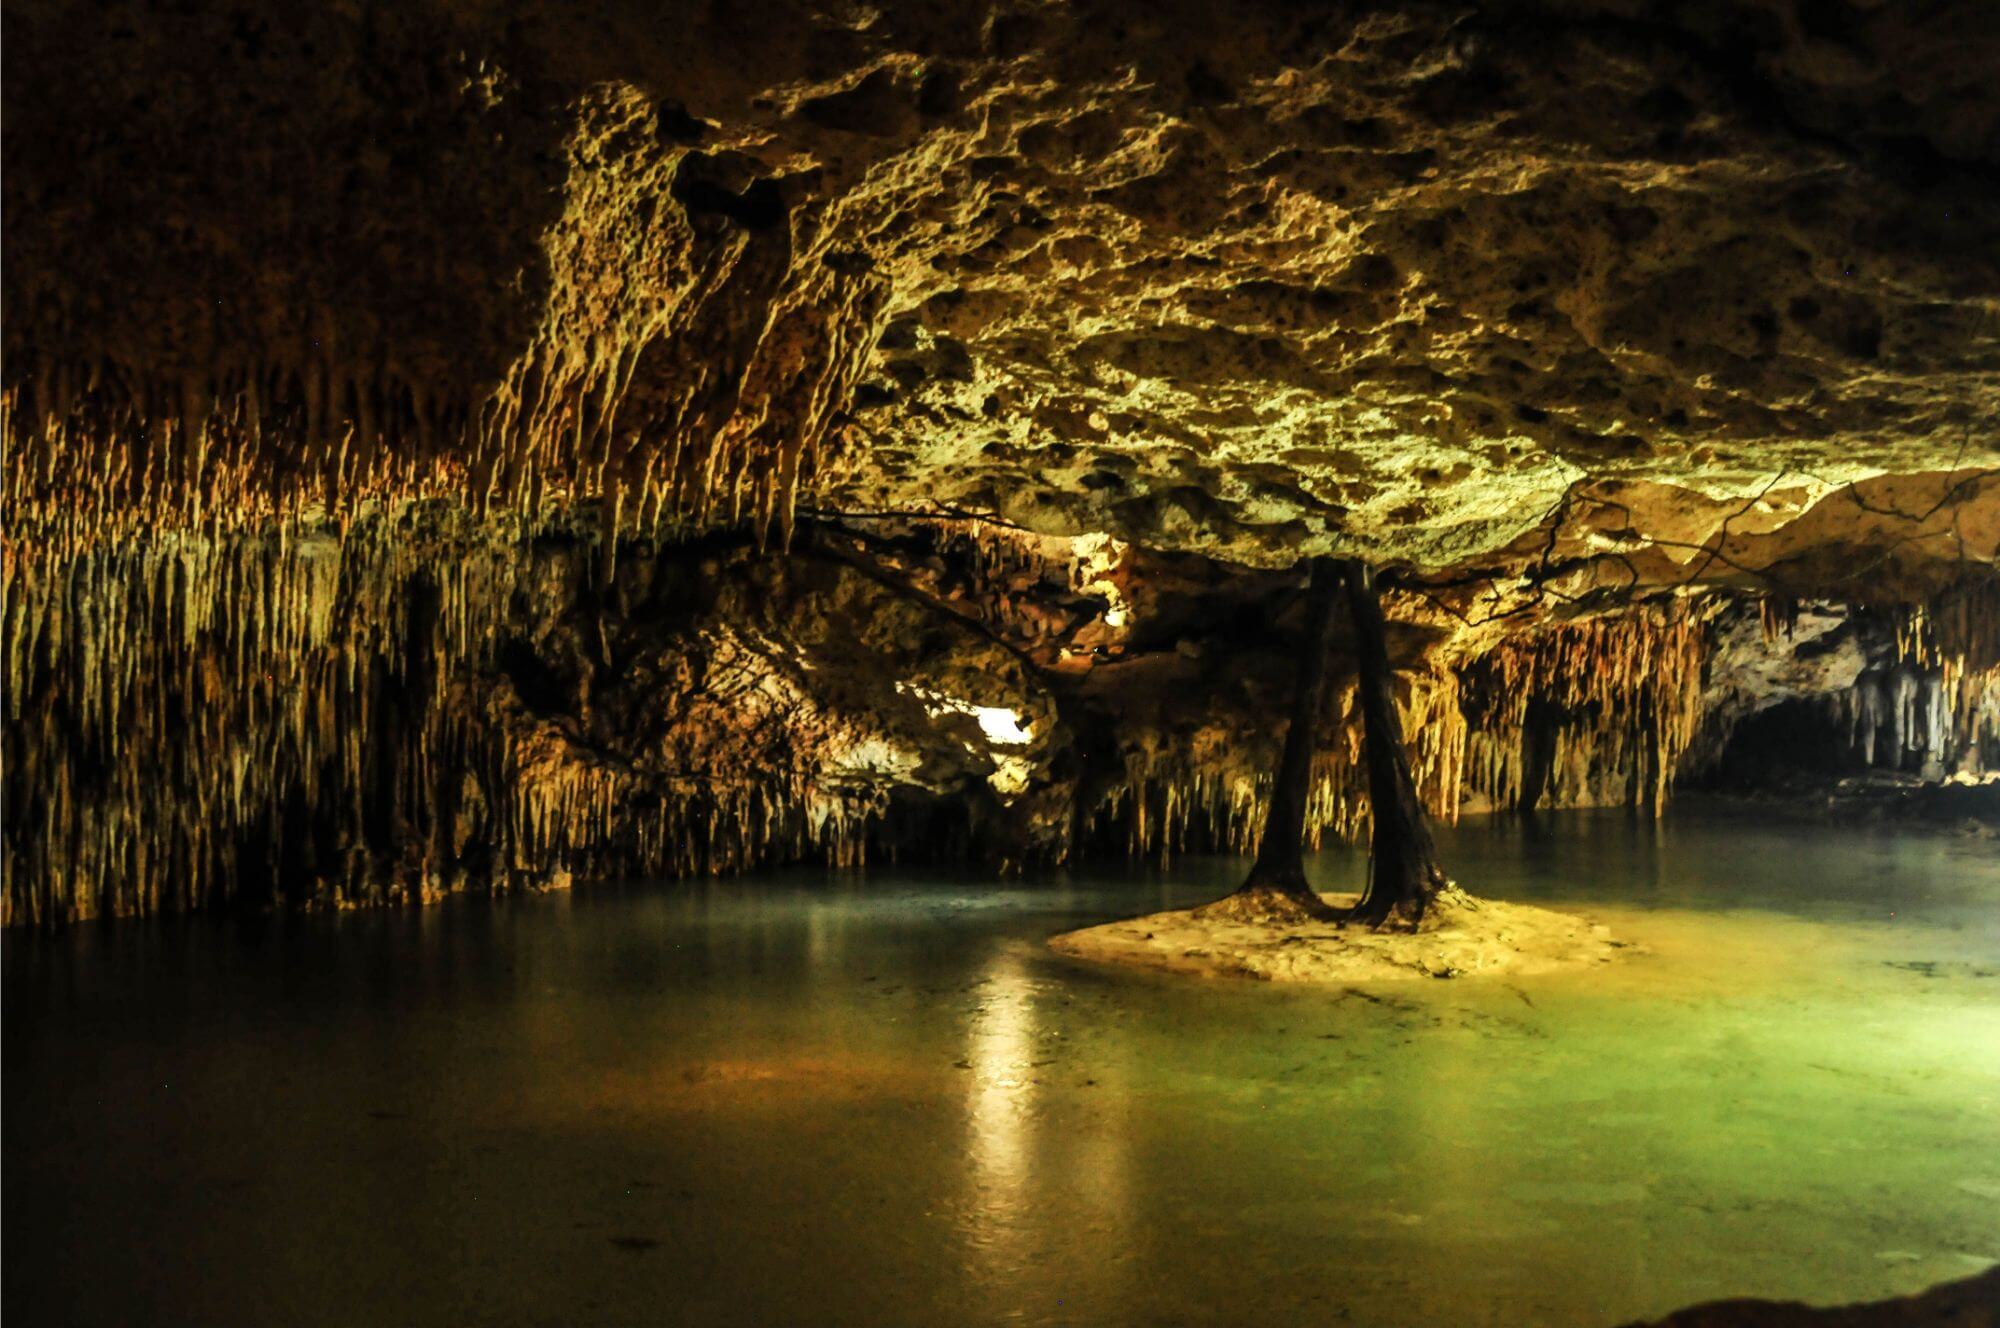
(4, 0, 1999, 582)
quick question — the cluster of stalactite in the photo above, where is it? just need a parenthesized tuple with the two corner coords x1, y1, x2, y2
(1827, 578, 2000, 775)
(1, 85, 886, 572)
(1086, 668, 1467, 860)
(1826, 667, 1956, 772)
(518, 772, 890, 882)
(1090, 599, 1720, 859)
(1456, 601, 1717, 815)
(1899, 578, 2000, 766)
(4, 509, 506, 923)
(0, 316, 881, 572)
(0, 510, 901, 926)
(8, 525, 1988, 926)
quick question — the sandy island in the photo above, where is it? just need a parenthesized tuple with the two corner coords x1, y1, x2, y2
(1049, 886, 1631, 982)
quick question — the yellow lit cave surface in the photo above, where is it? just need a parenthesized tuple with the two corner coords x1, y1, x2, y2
(5, 811, 1996, 1327)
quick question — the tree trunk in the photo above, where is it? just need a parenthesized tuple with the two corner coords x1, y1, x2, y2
(1339, 560, 1452, 928)
(1200, 557, 1343, 923)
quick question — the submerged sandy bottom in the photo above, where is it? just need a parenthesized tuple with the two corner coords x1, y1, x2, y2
(1049, 888, 1627, 981)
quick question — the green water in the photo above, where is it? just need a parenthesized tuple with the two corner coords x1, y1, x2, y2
(6, 809, 1998, 1327)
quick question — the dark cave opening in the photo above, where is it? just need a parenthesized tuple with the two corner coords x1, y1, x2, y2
(1697, 695, 1874, 792)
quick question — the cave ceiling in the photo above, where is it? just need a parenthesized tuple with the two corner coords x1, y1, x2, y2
(4, 0, 1998, 594)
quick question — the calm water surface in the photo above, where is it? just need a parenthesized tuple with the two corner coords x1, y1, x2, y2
(6, 809, 1999, 1327)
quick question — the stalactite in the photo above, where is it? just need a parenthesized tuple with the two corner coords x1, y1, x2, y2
(0, 510, 916, 926)
(1758, 595, 1798, 644)
(8, 472, 1982, 927)
(0, 68, 923, 927)
(1826, 578, 2000, 775)
(1901, 580, 2000, 766)
(4, 507, 495, 923)
(1457, 600, 1717, 816)
(0, 86, 888, 592)
(1087, 602, 1728, 854)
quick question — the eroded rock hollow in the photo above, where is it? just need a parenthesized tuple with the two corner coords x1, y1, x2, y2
(4, 0, 1997, 924)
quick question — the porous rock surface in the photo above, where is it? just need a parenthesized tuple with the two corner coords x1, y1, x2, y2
(5, 0, 1997, 577)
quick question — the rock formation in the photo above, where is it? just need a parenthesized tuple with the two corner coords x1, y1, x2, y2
(3, 0, 1997, 922)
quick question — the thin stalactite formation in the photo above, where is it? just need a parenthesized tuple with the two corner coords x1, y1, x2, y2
(0, 512, 978, 926)
(1083, 600, 1746, 859)
(1457, 602, 1718, 816)
(1824, 578, 2000, 775)
(0, 75, 901, 928)
(6, 497, 1995, 928)
(1084, 666, 1467, 862)
(5, 509, 513, 924)
(1897, 578, 2000, 766)
(1, 83, 887, 575)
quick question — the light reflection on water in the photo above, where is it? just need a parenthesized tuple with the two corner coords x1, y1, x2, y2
(963, 951, 1037, 1294)
(965, 950, 1035, 1214)
(959, 949, 1138, 1320)
(4, 808, 1998, 1327)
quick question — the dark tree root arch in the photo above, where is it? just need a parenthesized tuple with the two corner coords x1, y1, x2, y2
(1199, 556, 1453, 931)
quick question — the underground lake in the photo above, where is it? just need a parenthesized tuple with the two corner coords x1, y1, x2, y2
(6, 809, 1997, 1327)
